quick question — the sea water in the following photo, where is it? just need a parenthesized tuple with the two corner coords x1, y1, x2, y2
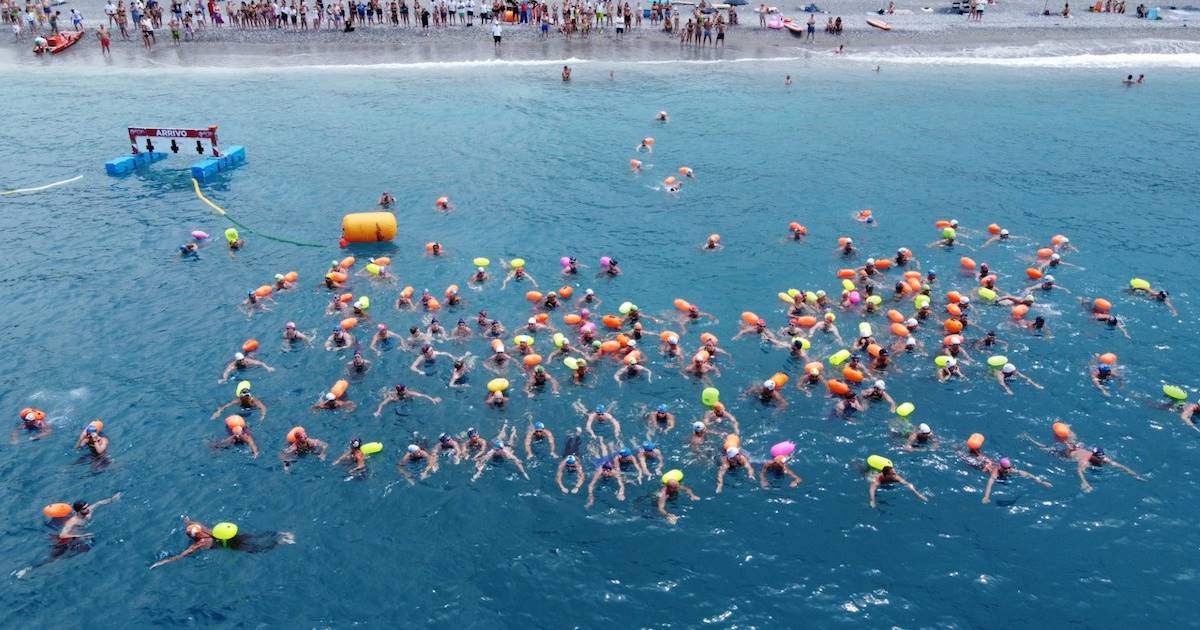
(0, 61, 1198, 627)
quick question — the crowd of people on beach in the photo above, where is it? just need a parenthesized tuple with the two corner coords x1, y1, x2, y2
(15, 110, 1188, 573)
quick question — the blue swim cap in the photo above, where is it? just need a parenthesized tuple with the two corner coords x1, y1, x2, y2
(657, 404, 668, 412)
(492, 439, 504, 449)
(467, 427, 478, 437)
(642, 441, 655, 452)
(85, 425, 97, 434)
(565, 455, 577, 464)
(865, 216, 875, 223)
(534, 421, 545, 430)
(1098, 364, 1112, 373)
(1093, 447, 1106, 458)
(596, 404, 606, 413)
(927, 269, 937, 277)
(620, 448, 632, 457)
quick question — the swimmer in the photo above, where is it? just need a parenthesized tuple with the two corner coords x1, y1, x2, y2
(369, 323, 404, 354)
(715, 446, 754, 494)
(585, 442, 626, 508)
(342, 350, 371, 375)
(567, 357, 589, 385)
(1052, 236, 1078, 253)
(996, 363, 1043, 395)
(1020, 315, 1053, 338)
(435, 433, 464, 464)
(981, 228, 1022, 248)
(937, 357, 965, 382)
(615, 446, 647, 483)
(576, 287, 602, 308)
(630, 159, 643, 173)
(979, 457, 1051, 504)
(500, 263, 539, 290)
(149, 516, 295, 569)
(524, 421, 558, 459)
(17, 492, 124, 578)
(648, 404, 676, 435)
(213, 420, 259, 458)
(282, 322, 311, 347)
(218, 352, 274, 383)
(1038, 252, 1084, 273)
(678, 304, 719, 332)
(426, 318, 448, 340)
(1179, 403, 1200, 433)
(1090, 362, 1123, 397)
(808, 312, 845, 345)
(426, 242, 444, 257)
(973, 330, 1008, 351)
(411, 344, 465, 376)
(583, 402, 622, 440)
(597, 258, 622, 277)
(561, 64, 571, 81)
(657, 472, 700, 525)
(682, 352, 721, 384)
(179, 242, 200, 257)
(449, 357, 475, 389)
(835, 237, 856, 257)
(324, 327, 356, 351)
(867, 463, 928, 509)
(1087, 308, 1131, 340)
(483, 343, 515, 375)
(451, 319, 473, 341)
(311, 391, 356, 412)
(211, 387, 267, 422)
(702, 402, 741, 434)
(525, 366, 561, 397)
(833, 390, 864, 417)
(613, 358, 654, 384)
(861, 380, 897, 413)
(472, 438, 529, 482)
(484, 386, 508, 407)
(378, 191, 395, 208)
(904, 423, 939, 451)
(701, 234, 722, 251)
(12, 407, 51, 443)
(1069, 447, 1143, 493)
(484, 319, 508, 339)
(398, 443, 439, 482)
(557, 433, 586, 493)
(733, 317, 785, 347)
(468, 266, 490, 288)
(1130, 283, 1178, 316)
(279, 427, 327, 471)
(240, 290, 271, 317)
(75, 420, 109, 457)
(373, 383, 441, 417)
(689, 421, 710, 454)
(747, 379, 788, 411)
(561, 257, 582, 276)
(332, 438, 367, 476)
(638, 441, 664, 477)
(760, 454, 803, 489)
(406, 325, 431, 349)
(1026, 274, 1070, 294)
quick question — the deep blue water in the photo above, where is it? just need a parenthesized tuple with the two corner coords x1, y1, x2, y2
(1, 61, 1198, 627)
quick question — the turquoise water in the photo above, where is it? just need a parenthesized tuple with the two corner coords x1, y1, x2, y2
(2, 61, 1198, 626)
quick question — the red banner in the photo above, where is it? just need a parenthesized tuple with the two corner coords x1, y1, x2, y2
(127, 126, 218, 142)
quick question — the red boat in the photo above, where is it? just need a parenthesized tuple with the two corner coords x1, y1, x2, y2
(33, 30, 83, 55)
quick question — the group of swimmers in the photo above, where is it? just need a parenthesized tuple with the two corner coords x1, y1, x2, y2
(19, 166, 1184, 572)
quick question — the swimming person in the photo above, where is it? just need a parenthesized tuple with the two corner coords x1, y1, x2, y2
(904, 423, 939, 451)
(980, 457, 1051, 504)
(585, 444, 626, 509)
(657, 470, 700, 525)
(524, 421, 558, 459)
(1069, 447, 1143, 493)
(16, 493, 123, 578)
(211, 385, 267, 422)
(647, 403, 676, 434)
(472, 438, 529, 481)
(866, 462, 929, 509)
(75, 420, 110, 459)
(373, 383, 441, 416)
(280, 427, 327, 472)
(149, 516, 295, 569)
(556, 432, 585, 493)
(715, 446, 754, 493)
(759, 454, 803, 489)
(12, 407, 51, 443)
(213, 417, 259, 458)
(583, 402, 622, 440)
(398, 443, 438, 482)
(333, 438, 367, 476)
(995, 363, 1043, 395)
(218, 352, 274, 383)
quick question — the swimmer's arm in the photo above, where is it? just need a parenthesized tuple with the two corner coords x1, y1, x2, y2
(556, 464, 568, 493)
(784, 465, 802, 486)
(612, 369, 624, 385)
(373, 394, 394, 417)
(897, 475, 928, 502)
(882, 392, 897, 412)
(996, 371, 1012, 395)
(982, 471, 997, 504)
(657, 490, 675, 521)
(409, 356, 427, 375)
(715, 462, 728, 494)
(903, 433, 918, 451)
(666, 414, 676, 432)
(1020, 374, 1044, 389)
(868, 479, 880, 508)
(219, 363, 237, 382)
(332, 450, 351, 466)
(744, 460, 755, 479)
(525, 273, 539, 288)
(524, 431, 534, 459)
(1016, 469, 1051, 487)
(254, 400, 268, 420)
(75, 432, 88, 449)
(610, 418, 622, 441)
(573, 468, 585, 493)
(510, 452, 530, 479)
(1108, 459, 1143, 480)
(547, 373, 560, 394)
(643, 367, 654, 383)
(1076, 459, 1092, 492)
(545, 432, 558, 457)
(150, 542, 206, 569)
(211, 400, 236, 419)
(585, 415, 596, 438)
(369, 337, 381, 353)
(249, 358, 274, 372)
(585, 472, 600, 508)
(245, 434, 260, 458)
(412, 391, 441, 403)
(615, 471, 625, 500)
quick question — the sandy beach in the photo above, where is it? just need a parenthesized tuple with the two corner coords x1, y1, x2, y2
(3, 0, 1199, 68)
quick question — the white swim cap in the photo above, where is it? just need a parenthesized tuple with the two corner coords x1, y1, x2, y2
(866, 258, 875, 265)
(1000, 229, 1009, 235)
(918, 423, 931, 434)
(906, 318, 918, 327)
(527, 317, 537, 325)
(1003, 363, 1016, 374)
(905, 336, 916, 345)
(1051, 253, 1061, 261)
(726, 447, 740, 458)
(586, 288, 595, 295)
(960, 296, 970, 304)
(234, 352, 245, 361)
(407, 444, 420, 453)
(945, 358, 957, 367)
(764, 379, 776, 390)
(324, 392, 336, 401)
(692, 421, 705, 432)
(950, 219, 959, 227)
(667, 335, 679, 345)
(477, 266, 485, 272)
(874, 380, 885, 390)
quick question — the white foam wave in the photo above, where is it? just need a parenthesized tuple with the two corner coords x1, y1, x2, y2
(853, 38, 1200, 68)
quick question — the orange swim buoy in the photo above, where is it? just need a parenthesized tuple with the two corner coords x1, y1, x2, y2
(338, 293, 354, 304)
(630, 159, 642, 169)
(328, 271, 348, 283)
(678, 166, 692, 177)
(866, 343, 882, 358)
(947, 291, 962, 304)
(600, 340, 620, 353)
(659, 331, 677, 343)
(874, 258, 892, 270)
(535, 313, 549, 323)
(771, 372, 789, 389)
(1036, 248, 1053, 258)
(907, 277, 922, 292)
(445, 284, 460, 297)
(43, 503, 72, 518)
(987, 223, 1002, 235)
(960, 257, 976, 270)
(563, 313, 582, 325)
(826, 379, 851, 395)
(1053, 422, 1072, 440)
(836, 269, 856, 279)
(284, 271, 299, 283)
(967, 433, 985, 450)
(526, 291, 544, 303)
(723, 434, 741, 450)
(700, 332, 718, 345)
(664, 176, 677, 187)
(887, 309, 904, 323)
(943, 334, 963, 346)
(674, 298, 692, 312)
(842, 367, 865, 383)
(624, 350, 642, 365)
(1051, 234, 1069, 245)
(340, 256, 356, 269)
(225, 415, 246, 430)
(558, 286, 574, 298)
(947, 303, 962, 318)
(934, 220, 951, 229)
(890, 322, 909, 337)
(616, 334, 630, 347)
(694, 350, 711, 363)
(340, 317, 359, 330)
(330, 379, 349, 398)
(425, 298, 441, 311)
(741, 312, 761, 326)
(241, 339, 259, 353)
(254, 286, 273, 298)
(837, 237, 851, 246)
(643, 137, 655, 146)
(371, 257, 391, 267)
(944, 318, 963, 333)
(804, 361, 824, 374)
(788, 222, 807, 234)
(400, 286, 414, 299)
(523, 354, 543, 367)
(602, 315, 623, 329)
(1099, 352, 1118, 365)
(1093, 298, 1112, 312)
(1011, 304, 1030, 319)
(795, 316, 817, 328)
(1026, 268, 1043, 280)
(436, 196, 450, 209)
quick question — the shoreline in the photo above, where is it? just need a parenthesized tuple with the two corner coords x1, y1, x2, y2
(4, 0, 1199, 68)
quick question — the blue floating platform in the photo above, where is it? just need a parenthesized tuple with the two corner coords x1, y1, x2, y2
(191, 145, 247, 181)
(104, 151, 167, 176)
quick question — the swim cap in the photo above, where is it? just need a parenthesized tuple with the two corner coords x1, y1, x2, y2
(285, 322, 296, 329)
(873, 380, 885, 389)
(817, 290, 826, 297)
(692, 421, 705, 432)
(1051, 253, 1061, 261)
(492, 439, 504, 449)
(534, 421, 545, 430)
(945, 358, 957, 367)
(620, 447, 632, 457)
(351, 439, 362, 448)
(1092, 447, 1105, 458)
(949, 219, 959, 227)
(999, 457, 1012, 469)
(918, 423, 931, 434)
(535, 365, 545, 373)
(906, 318, 918, 327)
(596, 404, 605, 413)
(657, 403, 668, 412)
(866, 258, 875, 265)
(725, 447, 740, 459)
(960, 296, 970, 304)
(566, 455, 577, 465)
(438, 433, 450, 443)
(324, 392, 336, 401)
(764, 379, 776, 391)
(378, 323, 387, 331)
(234, 352, 245, 361)
(905, 336, 917, 346)
(477, 266, 485, 272)
(1098, 364, 1112, 373)
(586, 289, 594, 295)
(1044, 274, 1055, 282)
(528, 317, 537, 325)
(85, 425, 97, 434)
(275, 273, 284, 281)
(186, 523, 203, 537)
(845, 238, 853, 244)
(467, 427, 478, 437)
(407, 444, 419, 453)
(643, 441, 655, 452)
(1002, 363, 1016, 374)
(667, 335, 679, 345)
(1000, 229, 1009, 236)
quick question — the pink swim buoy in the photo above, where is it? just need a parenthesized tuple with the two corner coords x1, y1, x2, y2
(770, 441, 796, 458)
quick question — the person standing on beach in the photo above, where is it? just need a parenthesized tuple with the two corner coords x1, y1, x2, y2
(492, 12, 502, 44)
(806, 13, 814, 40)
(97, 25, 112, 55)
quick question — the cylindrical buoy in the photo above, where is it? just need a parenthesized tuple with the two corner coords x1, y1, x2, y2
(341, 212, 397, 243)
